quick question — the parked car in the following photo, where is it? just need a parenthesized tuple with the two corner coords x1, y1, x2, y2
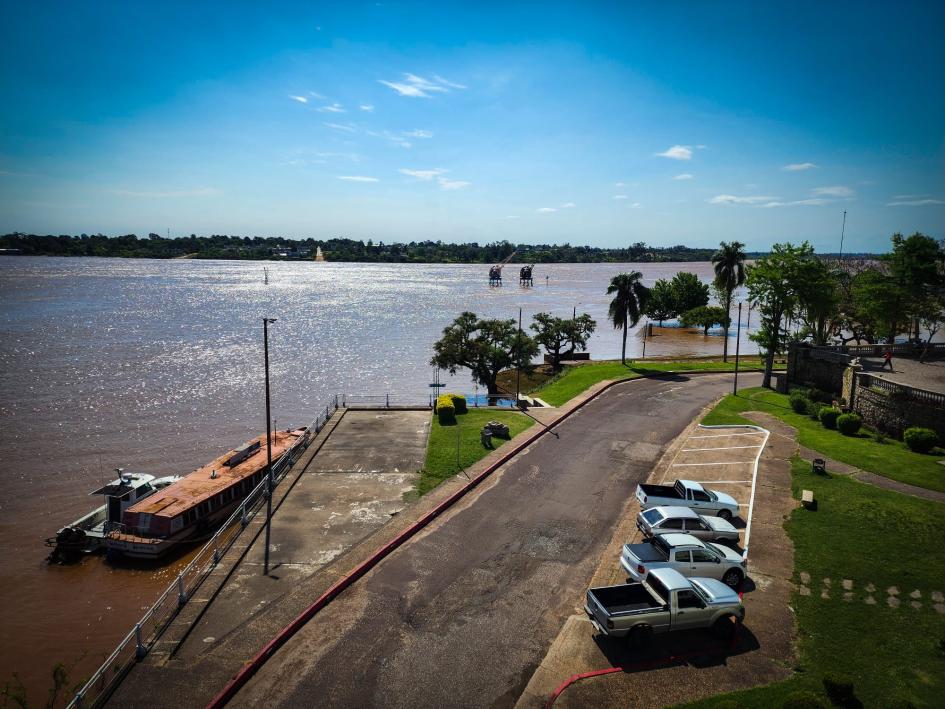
(585, 567, 744, 645)
(637, 506, 740, 544)
(636, 479, 739, 520)
(621, 533, 747, 588)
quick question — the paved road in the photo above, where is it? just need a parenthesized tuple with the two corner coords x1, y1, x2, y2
(232, 373, 760, 709)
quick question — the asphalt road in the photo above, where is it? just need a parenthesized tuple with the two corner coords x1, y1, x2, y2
(233, 372, 761, 709)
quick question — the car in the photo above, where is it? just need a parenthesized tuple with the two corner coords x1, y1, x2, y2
(621, 533, 747, 588)
(637, 506, 740, 544)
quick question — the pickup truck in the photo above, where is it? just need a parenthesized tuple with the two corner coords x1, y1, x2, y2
(621, 533, 747, 588)
(636, 479, 739, 520)
(585, 567, 744, 645)
(637, 506, 740, 544)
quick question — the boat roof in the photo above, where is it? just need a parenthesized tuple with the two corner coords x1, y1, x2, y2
(89, 473, 155, 497)
(125, 430, 303, 520)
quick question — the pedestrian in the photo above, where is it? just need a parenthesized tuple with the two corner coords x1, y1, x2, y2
(881, 347, 893, 371)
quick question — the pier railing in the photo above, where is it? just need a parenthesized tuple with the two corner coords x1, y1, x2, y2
(68, 395, 341, 709)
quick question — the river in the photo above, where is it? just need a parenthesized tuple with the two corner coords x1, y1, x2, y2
(0, 256, 756, 702)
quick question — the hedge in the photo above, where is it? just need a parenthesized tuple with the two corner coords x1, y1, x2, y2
(818, 406, 841, 430)
(903, 427, 938, 454)
(447, 392, 468, 414)
(435, 394, 456, 425)
(836, 413, 862, 436)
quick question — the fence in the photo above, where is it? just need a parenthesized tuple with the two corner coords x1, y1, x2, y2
(855, 372, 945, 408)
(341, 393, 433, 409)
(822, 342, 945, 358)
(68, 395, 341, 709)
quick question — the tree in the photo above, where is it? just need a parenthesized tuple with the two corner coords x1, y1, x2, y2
(680, 306, 729, 335)
(531, 312, 596, 368)
(711, 241, 746, 361)
(669, 271, 710, 314)
(794, 258, 840, 346)
(431, 312, 539, 399)
(853, 267, 908, 343)
(644, 279, 676, 325)
(747, 242, 814, 388)
(564, 313, 597, 358)
(607, 272, 650, 364)
(885, 233, 945, 342)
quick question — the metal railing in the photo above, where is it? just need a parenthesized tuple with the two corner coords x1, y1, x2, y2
(341, 393, 433, 409)
(821, 342, 945, 357)
(856, 372, 945, 408)
(68, 395, 341, 709)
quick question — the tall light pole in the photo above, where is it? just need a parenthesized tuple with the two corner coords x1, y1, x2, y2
(262, 317, 277, 576)
(515, 307, 523, 408)
(838, 210, 847, 261)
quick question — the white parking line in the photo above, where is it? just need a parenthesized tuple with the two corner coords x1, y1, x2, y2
(681, 445, 763, 452)
(673, 461, 754, 466)
(689, 431, 766, 439)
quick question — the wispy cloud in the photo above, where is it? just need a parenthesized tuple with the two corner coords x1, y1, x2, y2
(403, 129, 433, 138)
(783, 162, 817, 171)
(309, 91, 325, 99)
(289, 95, 308, 104)
(673, 173, 694, 180)
(613, 195, 628, 200)
(537, 207, 557, 213)
(629, 202, 642, 209)
(887, 197, 945, 206)
(399, 168, 446, 180)
(438, 177, 470, 191)
(505, 215, 520, 219)
(378, 73, 466, 98)
(366, 129, 413, 148)
(323, 122, 356, 132)
(708, 194, 776, 205)
(655, 145, 693, 160)
(316, 102, 345, 113)
(338, 175, 379, 182)
(110, 187, 221, 198)
(560, 202, 576, 208)
(760, 198, 831, 208)
(812, 185, 855, 198)
(359, 104, 374, 112)
(615, 181, 626, 187)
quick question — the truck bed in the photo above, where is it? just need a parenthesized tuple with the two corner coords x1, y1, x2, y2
(638, 483, 682, 498)
(625, 541, 667, 563)
(589, 584, 664, 615)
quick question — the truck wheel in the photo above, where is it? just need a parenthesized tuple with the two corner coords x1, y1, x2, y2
(722, 569, 743, 589)
(718, 509, 733, 521)
(626, 625, 652, 649)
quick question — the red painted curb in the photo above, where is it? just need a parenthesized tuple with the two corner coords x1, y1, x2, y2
(206, 369, 759, 708)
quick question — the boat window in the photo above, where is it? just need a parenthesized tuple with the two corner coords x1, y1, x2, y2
(137, 483, 153, 497)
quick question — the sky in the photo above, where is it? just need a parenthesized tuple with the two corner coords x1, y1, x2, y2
(1, 1, 943, 253)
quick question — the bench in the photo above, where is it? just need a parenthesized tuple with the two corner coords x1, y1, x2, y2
(801, 489, 815, 508)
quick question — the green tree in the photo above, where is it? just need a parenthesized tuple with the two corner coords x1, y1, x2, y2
(531, 312, 596, 368)
(680, 305, 729, 335)
(563, 313, 597, 359)
(669, 271, 710, 314)
(607, 272, 650, 364)
(644, 278, 676, 325)
(795, 258, 840, 346)
(885, 233, 945, 342)
(747, 242, 814, 388)
(711, 241, 747, 361)
(853, 268, 908, 343)
(431, 312, 539, 399)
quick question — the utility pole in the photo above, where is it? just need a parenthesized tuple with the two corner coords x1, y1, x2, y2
(515, 307, 522, 408)
(262, 317, 277, 575)
(733, 303, 743, 394)
(838, 210, 847, 261)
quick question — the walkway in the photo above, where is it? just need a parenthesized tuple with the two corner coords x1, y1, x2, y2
(859, 356, 945, 395)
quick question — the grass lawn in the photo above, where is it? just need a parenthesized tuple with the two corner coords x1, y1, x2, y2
(417, 409, 534, 497)
(702, 387, 945, 493)
(681, 457, 945, 709)
(533, 357, 774, 407)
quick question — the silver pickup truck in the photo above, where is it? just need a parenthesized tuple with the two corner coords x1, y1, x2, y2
(621, 533, 747, 588)
(585, 567, 744, 646)
(636, 479, 739, 520)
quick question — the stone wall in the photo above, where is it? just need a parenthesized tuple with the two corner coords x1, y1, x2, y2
(787, 344, 850, 395)
(851, 374, 945, 442)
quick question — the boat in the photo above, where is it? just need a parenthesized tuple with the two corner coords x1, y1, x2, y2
(46, 470, 181, 563)
(104, 430, 303, 560)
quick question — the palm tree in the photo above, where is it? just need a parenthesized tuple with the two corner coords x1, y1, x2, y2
(712, 241, 747, 362)
(607, 271, 650, 364)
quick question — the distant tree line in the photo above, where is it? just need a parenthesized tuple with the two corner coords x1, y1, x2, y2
(0, 232, 762, 263)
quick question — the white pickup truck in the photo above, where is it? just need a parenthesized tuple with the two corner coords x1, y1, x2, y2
(585, 567, 745, 646)
(621, 533, 747, 588)
(636, 479, 739, 520)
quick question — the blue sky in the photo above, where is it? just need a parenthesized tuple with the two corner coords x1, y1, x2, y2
(1, 1, 943, 253)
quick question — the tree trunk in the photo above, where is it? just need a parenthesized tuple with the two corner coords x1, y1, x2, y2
(762, 350, 774, 389)
(621, 325, 628, 364)
(722, 290, 731, 362)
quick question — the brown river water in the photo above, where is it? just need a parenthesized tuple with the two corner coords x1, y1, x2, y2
(0, 257, 757, 703)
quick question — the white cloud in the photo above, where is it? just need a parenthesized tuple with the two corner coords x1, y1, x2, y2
(316, 102, 345, 113)
(438, 177, 470, 191)
(615, 181, 625, 187)
(399, 168, 446, 180)
(537, 207, 557, 213)
(309, 91, 325, 99)
(289, 95, 308, 103)
(629, 202, 642, 208)
(812, 185, 854, 197)
(655, 145, 693, 160)
(887, 198, 945, 206)
(708, 194, 777, 205)
(783, 162, 817, 171)
(613, 195, 628, 200)
(323, 122, 356, 132)
(111, 187, 221, 198)
(338, 175, 379, 182)
(403, 129, 433, 138)
(760, 198, 831, 208)
(673, 173, 694, 180)
(505, 215, 520, 219)
(359, 104, 375, 112)
(378, 73, 466, 98)
(560, 202, 576, 208)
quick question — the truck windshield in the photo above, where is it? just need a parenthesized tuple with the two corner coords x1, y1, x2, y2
(689, 580, 712, 604)
(674, 480, 686, 497)
(652, 536, 671, 558)
(645, 576, 669, 606)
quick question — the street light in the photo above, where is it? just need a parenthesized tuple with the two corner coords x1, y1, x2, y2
(262, 317, 277, 576)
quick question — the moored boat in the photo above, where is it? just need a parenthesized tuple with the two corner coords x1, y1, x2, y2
(104, 430, 303, 560)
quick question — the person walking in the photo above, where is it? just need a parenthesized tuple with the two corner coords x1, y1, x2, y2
(881, 347, 894, 371)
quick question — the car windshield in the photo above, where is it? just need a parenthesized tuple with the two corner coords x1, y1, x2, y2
(689, 580, 712, 604)
(708, 490, 719, 501)
(642, 509, 662, 524)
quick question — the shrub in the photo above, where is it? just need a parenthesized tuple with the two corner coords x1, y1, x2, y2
(808, 402, 824, 421)
(435, 395, 456, 425)
(822, 672, 856, 706)
(790, 393, 811, 414)
(781, 691, 829, 709)
(904, 427, 938, 454)
(836, 413, 862, 436)
(447, 392, 468, 414)
(872, 430, 887, 444)
(819, 407, 841, 430)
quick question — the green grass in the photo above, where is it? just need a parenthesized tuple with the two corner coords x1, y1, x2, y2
(681, 457, 945, 709)
(702, 387, 945, 493)
(534, 357, 774, 407)
(417, 409, 534, 496)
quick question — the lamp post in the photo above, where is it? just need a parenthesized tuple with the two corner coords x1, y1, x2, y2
(262, 317, 277, 576)
(515, 307, 523, 408)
